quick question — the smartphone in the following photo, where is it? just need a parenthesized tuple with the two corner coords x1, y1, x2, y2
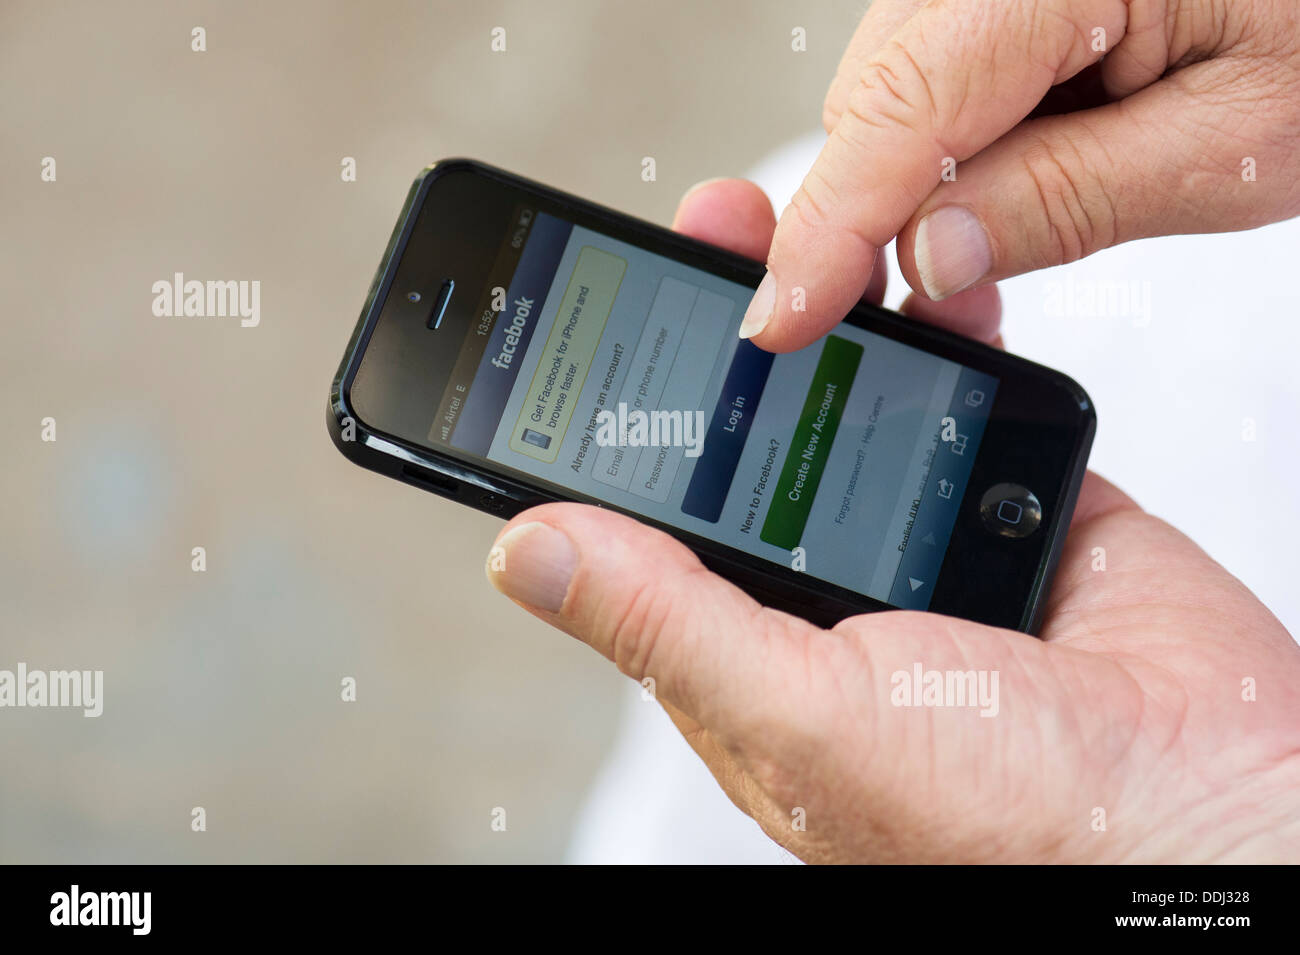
(329, 159, 1095, 633)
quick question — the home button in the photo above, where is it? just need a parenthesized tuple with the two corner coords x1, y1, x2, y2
(979, 483, 1042, 539)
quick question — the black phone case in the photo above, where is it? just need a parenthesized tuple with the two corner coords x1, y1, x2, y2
(329, 159, 1095, 633)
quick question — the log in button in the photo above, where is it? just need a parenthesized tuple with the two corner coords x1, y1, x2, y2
(680, 341, 775, 523)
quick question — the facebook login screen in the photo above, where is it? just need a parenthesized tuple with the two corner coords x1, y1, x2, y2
(430, 209, 997, 609)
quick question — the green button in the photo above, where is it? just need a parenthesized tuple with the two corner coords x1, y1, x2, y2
(760, 335, 863, 551)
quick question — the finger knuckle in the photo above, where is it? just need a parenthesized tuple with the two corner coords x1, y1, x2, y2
(787, 163, 882, 253)
(821, 97, 842, 135)
(789, 170, 836, 230)
(1018, 135, 1113, 264)
(845, 43, 939, 142)
(605, 566, 710, 684)
(606, 577, 670, 683)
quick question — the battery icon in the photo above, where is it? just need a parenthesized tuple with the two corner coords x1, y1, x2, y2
(520, 428, 551, 450)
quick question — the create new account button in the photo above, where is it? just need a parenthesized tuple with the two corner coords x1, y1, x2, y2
(760, 334, 863, 551)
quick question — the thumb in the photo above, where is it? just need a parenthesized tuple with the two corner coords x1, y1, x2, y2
(897, 70, 1299, 299)
(484, 503, 820, 746)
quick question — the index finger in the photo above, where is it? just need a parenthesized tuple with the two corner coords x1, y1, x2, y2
(740, 0, 1126, 352)
(821, 0, 927, 133)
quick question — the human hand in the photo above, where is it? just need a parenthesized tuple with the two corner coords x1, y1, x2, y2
(485, 179, 1300, 863)
(739, 0, 1300, 351)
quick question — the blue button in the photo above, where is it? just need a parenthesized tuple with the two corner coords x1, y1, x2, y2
(681, 341, 775, 523)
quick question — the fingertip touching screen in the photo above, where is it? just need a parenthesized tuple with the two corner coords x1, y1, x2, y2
(431, 208, 998, 609)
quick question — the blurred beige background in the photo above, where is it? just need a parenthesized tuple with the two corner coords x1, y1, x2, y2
(0, 0, 863, 862)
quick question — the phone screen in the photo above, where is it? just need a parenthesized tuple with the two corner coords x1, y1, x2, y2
(429, 207, 998, 609)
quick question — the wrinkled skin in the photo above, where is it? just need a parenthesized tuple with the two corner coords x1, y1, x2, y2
(744, 0, 1300, 349)
(486, 0, 1300, 863)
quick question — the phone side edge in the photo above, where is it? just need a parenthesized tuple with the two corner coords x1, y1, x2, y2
(1020, 384, 1097, 634)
